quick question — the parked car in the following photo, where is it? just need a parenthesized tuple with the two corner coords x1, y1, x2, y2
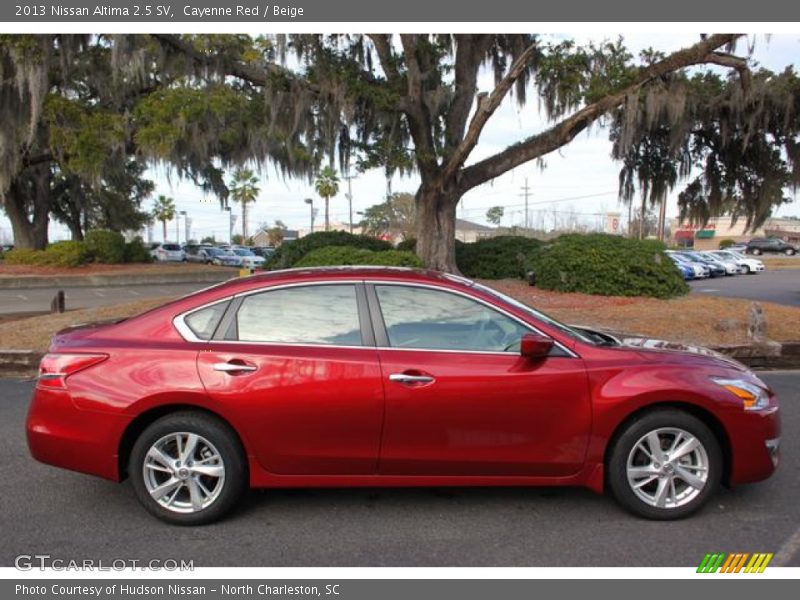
(667, 255, 695, 280)
(696, 251, 742, 276)
(708, 250, 765, 274)
(230, 246, 266, 270)
(251, 246, 275, 259)
(666, 251, 709, 278)
(727, 243, 748, 253)
(27, 267, 780, 525)
(746, 237, 798, 256)
(150, 243, 185, 262)
(207, 247, 242, 267)
(677, 251, 728, 277)
(183, 244, 213, 264)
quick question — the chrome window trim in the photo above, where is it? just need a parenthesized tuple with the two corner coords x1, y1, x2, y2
(368, 280, 579, 358)
(173, 277, 579, 358)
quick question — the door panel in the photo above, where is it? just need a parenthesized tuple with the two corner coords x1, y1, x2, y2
(196, 282, 384, 475)
(377, 350, 591, 476)
(198, 345, 384, 475)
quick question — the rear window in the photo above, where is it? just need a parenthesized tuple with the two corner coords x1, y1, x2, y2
(184, 301, 229, 340)
(162, 244, 181, 251)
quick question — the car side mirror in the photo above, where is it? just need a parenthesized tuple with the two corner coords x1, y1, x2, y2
(520, 333, 554, 359)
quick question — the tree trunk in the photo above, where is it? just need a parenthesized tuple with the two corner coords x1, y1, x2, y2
(415, 185, 460, 273)
(3, 166, 51, 250)
(162, 219, 167, 242)
(324, 197, 330, 231)
(242, 202, 248, 240)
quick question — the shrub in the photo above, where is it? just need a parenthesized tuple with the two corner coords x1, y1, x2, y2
(3, 248, 47, 266)
(532, 233, 688, 298)
(396, 238, 417, 252)
(718, 238, 736, 249)
(3, 241, 90, 268)
(123, 237, 154, 263)
(456, 235, 544, 279)
(84, 229, 126, 264)
(295, 246, 424, 268)
(43, 241, 90, 267)
(266, 231, 392, 270)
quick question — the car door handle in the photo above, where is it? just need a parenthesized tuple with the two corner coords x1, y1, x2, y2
(389, 373, 435, 385)
(213, 362, 258, 374)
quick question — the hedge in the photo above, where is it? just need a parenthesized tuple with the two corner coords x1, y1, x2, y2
(265, 231, 393, 270)
(84, 229, 126, 264)
(295, 246, 424, 268)
(533, 234, 688, 298)
(3, 240, 90, 267)
(456, 235, 544, 279)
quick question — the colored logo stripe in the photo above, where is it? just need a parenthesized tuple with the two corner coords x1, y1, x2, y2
(697, 552, 773, 573)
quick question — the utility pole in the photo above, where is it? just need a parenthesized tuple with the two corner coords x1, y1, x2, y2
(520, 178, 531, 229)
(178, 211, 187, 244)
(342, 172, 357, 233)
(175, 213, 181, 244)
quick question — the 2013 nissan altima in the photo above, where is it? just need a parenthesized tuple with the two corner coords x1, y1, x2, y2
(26, 267, 780, 525)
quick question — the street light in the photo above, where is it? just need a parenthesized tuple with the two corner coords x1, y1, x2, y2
(223, 206, 233, 244)
(178, 211, 187, 245)
(304, 198, 315, 233)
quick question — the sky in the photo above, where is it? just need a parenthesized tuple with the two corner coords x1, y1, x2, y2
(2, 33, 799, 244)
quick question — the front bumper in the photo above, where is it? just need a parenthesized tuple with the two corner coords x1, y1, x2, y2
(726, 404, 781, 486)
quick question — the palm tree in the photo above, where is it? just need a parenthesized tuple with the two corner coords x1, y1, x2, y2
(151, 195, 176, 241)
(229, 168, 261, 240)
(314, 166, 340, 232)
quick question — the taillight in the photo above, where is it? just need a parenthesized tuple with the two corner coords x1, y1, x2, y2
(37, 353, 108, 389)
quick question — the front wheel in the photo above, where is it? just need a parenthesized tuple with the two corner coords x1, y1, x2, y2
(129, 412, 247, 525)
(751, 248, 762, 255)
(786, 248, 796, 256)
(607, 410, 722, 520)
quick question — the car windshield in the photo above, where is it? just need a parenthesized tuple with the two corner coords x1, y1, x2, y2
(233, 249, 254, 256)
(205, 248, 225, 256)
(161, 244, 181, 251)
(469, 282, 602, 345)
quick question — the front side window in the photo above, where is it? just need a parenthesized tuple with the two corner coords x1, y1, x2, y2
(236, 284, 363, 346)
(375, 285, 529, 353)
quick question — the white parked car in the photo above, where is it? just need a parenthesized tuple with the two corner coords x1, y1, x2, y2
(150, 243, 185, 262)
(710, 250, 765, 274)
(231, 246, 266, 269)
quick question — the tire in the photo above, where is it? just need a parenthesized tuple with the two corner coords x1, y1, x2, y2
(606, 409, 722, 520)
(751, 248, 761, 255)
(742, 265, 751, 274)
(129, 412, 247, 525)
(786, 248, 796, 256)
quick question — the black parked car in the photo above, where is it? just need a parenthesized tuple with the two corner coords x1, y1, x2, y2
(746, 238, 797, 256)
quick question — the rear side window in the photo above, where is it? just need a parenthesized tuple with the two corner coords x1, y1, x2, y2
(184, 301, 229, 340)
(162, 244, 181, 251)
(236, 284, 363, 346)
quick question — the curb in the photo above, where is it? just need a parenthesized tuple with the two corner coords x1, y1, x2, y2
(0, 350, 43, 376)
(0, 271, 233, 290)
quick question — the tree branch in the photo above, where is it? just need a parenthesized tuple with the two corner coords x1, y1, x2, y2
(398, 34, 439, 178)
(441, 40, 538, 182)
(368, 34, 399, 81)
(459, 34, 745, 192)
(444, 35, 491, 156)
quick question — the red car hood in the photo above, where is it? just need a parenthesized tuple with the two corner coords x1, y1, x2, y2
(615, 336, 749, 372)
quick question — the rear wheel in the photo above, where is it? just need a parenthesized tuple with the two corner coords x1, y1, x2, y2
(129, 412, 247, 525)
(607, 410, 721, 520)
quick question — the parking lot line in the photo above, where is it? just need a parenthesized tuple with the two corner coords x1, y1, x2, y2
(773, 525, 800, 566)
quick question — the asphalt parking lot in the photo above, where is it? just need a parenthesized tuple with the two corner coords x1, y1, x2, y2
(1, 373, 798, 568)
(690, 269, 800, 307)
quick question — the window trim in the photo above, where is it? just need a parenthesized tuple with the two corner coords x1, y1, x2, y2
(365, 281, 577, 358)
(173, 298, 232, 343)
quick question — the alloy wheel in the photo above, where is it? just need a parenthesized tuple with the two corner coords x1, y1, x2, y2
(142, 432, 226, 514)
(626, 427, 709, 509)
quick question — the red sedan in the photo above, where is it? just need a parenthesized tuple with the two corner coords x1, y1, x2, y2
(27, 267, 780, 524)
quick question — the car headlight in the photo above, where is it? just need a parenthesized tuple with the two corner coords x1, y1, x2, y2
(711, 377, 770, 411)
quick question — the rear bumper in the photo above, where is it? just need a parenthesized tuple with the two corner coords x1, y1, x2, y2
(26, 386, 128, 481)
